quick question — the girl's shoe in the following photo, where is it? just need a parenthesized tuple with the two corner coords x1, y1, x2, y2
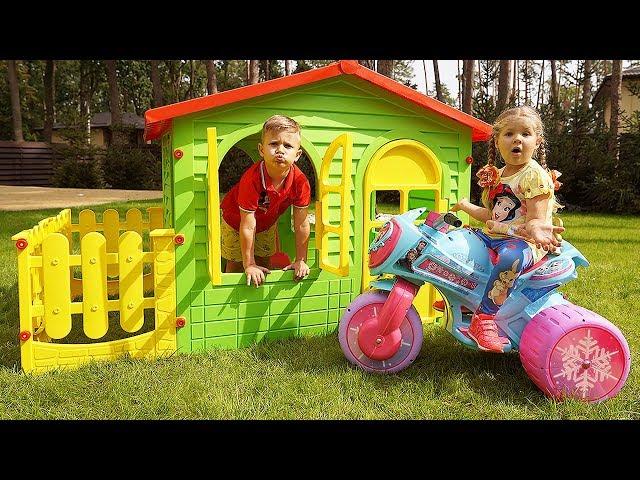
(468, 313, 509, 353)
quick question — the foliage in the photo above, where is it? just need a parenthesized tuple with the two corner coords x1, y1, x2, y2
(49, 127, 161, 190)
(427, 83, 456, 107)
(218, 147, 255, 194)
(293, 60, 335, 73)
(472, 97, 640, 214)
(51, 148, 104, 189)
(117, 60, 153, 116)
(393, 60, 416, 88)
(102, 143, 162, 190)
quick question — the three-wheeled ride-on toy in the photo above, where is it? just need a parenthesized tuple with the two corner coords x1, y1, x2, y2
(338, 208, 630, 402)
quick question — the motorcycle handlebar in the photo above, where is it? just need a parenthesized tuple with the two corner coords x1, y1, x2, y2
(443, 212, 462, 228)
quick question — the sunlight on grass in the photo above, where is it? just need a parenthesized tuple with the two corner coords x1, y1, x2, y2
(1, 201, 638, 419)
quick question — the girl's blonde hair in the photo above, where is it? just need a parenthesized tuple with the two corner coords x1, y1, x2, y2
(481, 106, 554, 210)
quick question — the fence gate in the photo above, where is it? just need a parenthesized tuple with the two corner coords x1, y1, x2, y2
(12, 207, 178, 373)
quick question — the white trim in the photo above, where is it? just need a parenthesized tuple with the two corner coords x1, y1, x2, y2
(239, 207, 256, 213)
(259, 161, 267, 190)
(293, 204, 309, 209)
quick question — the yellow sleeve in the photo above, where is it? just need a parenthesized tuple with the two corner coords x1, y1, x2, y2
(518, 167, 554, 199)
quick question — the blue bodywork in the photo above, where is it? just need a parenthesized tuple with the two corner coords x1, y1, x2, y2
(367, 208, 588, 352)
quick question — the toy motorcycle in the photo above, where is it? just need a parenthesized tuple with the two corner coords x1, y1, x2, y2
(338, 208, 630, 402)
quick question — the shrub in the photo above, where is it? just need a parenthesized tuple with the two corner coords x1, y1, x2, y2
(102, 145, 161, 190)
(51, 142, 104, 189)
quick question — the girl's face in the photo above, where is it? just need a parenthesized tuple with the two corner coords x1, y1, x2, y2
(493, 196, 517, 221)
(495, 116, 542, 169)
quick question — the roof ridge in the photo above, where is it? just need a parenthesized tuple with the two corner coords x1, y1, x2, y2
(144, 60, 492, 142)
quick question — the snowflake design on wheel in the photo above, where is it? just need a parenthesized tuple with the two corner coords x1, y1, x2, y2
(552, 329, 620, 399)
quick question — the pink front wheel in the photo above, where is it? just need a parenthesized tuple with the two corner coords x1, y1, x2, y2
(338, 291, 423, 374)
(519, 303, 631, 403)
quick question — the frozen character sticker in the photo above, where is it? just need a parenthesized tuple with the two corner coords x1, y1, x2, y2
(488, 184, 521, 222)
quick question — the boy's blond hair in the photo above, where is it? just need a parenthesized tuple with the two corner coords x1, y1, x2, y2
(261, 115, 301, 141)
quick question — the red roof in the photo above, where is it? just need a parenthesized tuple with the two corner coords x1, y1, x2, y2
(144, 60, 492, 142)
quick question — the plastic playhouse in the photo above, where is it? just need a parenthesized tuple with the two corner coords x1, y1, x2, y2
(13, 60, 492, 373)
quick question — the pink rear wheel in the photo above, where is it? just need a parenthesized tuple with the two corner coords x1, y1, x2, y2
(338, 291, 423, 374)
(520, 303, 630, 402)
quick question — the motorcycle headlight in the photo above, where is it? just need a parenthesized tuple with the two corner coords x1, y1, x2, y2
(369, 220, 402, 268)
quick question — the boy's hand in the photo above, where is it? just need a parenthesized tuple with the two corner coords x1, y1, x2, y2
(283, 259, 309, 282)
(245, 264, 271, 287)
(514, 220, 565, 252)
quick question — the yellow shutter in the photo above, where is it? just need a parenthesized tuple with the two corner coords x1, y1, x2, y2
(207, 127, 222, 285)
(316, 133, 353, 277)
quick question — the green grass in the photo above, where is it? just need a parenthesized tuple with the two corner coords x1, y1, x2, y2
(1, 201, 639, 419)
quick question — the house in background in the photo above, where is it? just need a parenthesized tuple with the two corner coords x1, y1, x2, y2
(593, 66, 640, 131)
(36, 112, 147, 147)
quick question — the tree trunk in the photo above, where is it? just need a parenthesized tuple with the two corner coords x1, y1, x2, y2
(376, 60, 394, 78)
(150, 60, 164, 107)
(79, 62, 92, 144)
(43, 60, 55, 143)
(6, 60, 24, 142)
(524, 60, 529, 105)
(457, 60, 462, 108)
(608, 60, 623, 166)
(462, 60, 474, 114)
(516, 60, 520, 105)
(536, 60, 545, 109)
(581, 59, 593, 114)
(358, 60, 375, 70)
(249, 60, 259, 84)
(496, 60, 512, 112)
(105, 60, 122, 145)
(511, 60, 518, 104)
(187, 60, 195, 98)
(422, 60, 428, 94)
(433, 60, 444, 102)
(550, 60, 559, 106)
(285, 60, 291, 76)
(205, 60, 218, 94)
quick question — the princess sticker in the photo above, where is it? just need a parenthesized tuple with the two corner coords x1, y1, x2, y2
(488, 184, 521, 222)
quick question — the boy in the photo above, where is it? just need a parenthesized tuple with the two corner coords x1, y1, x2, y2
(220, 115, 311, 287)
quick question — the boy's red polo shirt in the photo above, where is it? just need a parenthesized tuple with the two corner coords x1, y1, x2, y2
(221, 161, 311, 233)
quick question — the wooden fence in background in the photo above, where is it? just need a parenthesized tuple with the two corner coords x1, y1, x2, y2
(0, 141, 55, 186)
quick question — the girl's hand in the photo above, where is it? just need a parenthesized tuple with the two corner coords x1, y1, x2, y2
(451, 198, 469, 213)
(514, 219, 565, 252)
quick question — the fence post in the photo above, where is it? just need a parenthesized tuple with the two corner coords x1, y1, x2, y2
(13, 233, 34, 372)
(150, 229, 177, 356)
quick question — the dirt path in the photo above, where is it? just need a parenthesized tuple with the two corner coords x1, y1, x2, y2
(0, 186, 162, 211)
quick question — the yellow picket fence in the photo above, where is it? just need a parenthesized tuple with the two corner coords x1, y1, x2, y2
(12, 207, 178, 374)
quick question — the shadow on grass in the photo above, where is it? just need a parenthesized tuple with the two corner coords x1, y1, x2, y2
(0, 278, 156, 371)
(0, 281, 21, 370)
(248, 326, 543, 406)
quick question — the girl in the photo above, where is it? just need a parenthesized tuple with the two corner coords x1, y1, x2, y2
(452, 106, 565, 353)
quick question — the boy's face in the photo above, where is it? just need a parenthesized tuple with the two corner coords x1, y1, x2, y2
(258, 129, 302, 171)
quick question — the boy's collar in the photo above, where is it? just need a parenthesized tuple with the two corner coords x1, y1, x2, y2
(260, 161, 293, 192)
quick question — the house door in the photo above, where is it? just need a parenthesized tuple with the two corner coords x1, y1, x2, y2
(361, 139, 447, 323)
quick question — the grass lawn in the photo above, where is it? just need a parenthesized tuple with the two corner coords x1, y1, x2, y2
(0, 200, 639, 419)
